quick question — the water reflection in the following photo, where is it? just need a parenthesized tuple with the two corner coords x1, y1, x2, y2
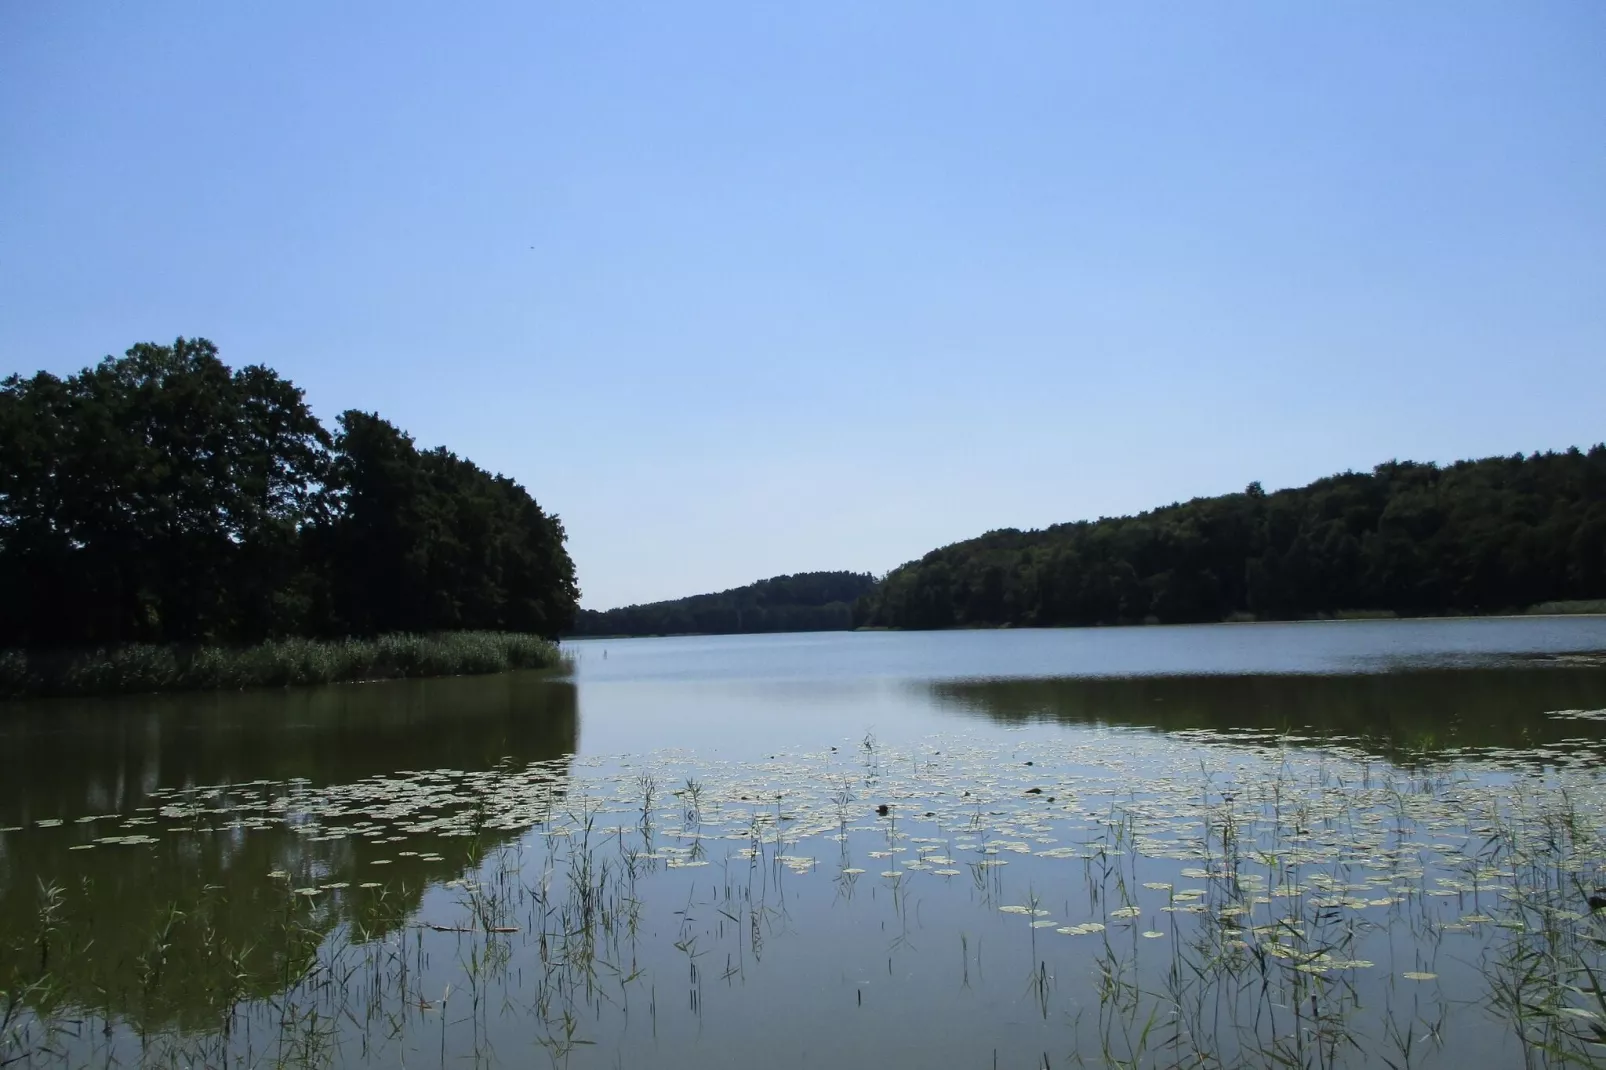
(928, 665, 1606, 759)
(8, 623, 1606, 1067)
(0, 672, 576, 1033)
(0, 671, 577, 823)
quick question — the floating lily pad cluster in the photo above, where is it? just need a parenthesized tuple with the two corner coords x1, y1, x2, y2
(8, 717, 1606, 1067)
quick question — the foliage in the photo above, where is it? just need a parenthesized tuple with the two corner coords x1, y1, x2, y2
(0, 631, 566, 699)
(855, 447, 1606, 629)
(0, 339, 578, 649)
(315, 411, 577, 639)
(571, 571, 876, 636)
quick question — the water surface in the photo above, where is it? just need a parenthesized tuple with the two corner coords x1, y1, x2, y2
(5, 617, 1606, 1068)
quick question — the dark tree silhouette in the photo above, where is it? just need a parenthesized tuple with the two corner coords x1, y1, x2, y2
(0, 339, 578, 647)
(854, 447, 1606, 630)
(571, 572, 876, 636)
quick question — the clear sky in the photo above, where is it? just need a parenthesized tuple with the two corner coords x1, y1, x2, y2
(3, 4, 1603, 610)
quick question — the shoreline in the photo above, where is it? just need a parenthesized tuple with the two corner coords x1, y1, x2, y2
(1, 631, 569, 702)
(561, 609, 1606, 642)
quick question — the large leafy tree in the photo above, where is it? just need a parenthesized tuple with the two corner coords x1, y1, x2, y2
(0, 339, 578, 647)
(0, 339, 329, 644)
(316, 411, 577, 639)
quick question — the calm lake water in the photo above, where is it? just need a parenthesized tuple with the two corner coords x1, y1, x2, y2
(5, 617, 1606, 1068)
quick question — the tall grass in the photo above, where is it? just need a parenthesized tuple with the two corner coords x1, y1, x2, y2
(0, 632, 568, 700)
(1527, 598, 1606, 615)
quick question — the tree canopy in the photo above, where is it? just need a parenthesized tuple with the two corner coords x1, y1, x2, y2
(571, 571, 875, 636)
(0, 339, 578, 647)
(854, 447, 1606, 630)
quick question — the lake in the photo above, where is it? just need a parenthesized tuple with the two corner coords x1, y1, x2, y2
(5, 617, 1606, 1068)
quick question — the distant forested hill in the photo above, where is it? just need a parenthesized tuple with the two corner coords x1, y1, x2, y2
(854, 446, 1606, 630)
(572, 571, 876, 636)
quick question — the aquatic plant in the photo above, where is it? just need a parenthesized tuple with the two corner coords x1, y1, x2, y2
(0, 631, 568, 699)
(6, 724, 1606, 1066)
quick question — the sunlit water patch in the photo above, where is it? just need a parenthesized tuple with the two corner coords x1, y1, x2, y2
(7, 723, 1606, 1068)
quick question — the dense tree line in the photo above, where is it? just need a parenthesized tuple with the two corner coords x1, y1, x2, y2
(0, 338, 578, 647)
(572, 571, 875, 636)
(855, 447, 1606, 630)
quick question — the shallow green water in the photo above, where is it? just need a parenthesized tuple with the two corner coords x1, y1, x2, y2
(5, 617, 1606, 1068)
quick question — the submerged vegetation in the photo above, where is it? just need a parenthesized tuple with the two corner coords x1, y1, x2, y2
(571, 570, 875, 637)
(856, 444, 1606, 629)
(0, 631, 567, 700)
(0, 338, 579, 653)
(7, 723, 1606, 1066)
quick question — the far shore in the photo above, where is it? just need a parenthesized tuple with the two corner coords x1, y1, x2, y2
(561, 606, 1606, 642)
(891, 610, 1606, 632)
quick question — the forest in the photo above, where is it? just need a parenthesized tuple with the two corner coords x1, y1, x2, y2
(854, 447, 1606, 630)
(6, 341, 1602, 650)
(571, 571, 876, 636)
(0, 338, 579, 649)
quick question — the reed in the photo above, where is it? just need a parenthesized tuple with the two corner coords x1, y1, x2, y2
(8, 730, 1606, 1067)
(1527, 598, 1606, 616)
(0, 631, 568, 699)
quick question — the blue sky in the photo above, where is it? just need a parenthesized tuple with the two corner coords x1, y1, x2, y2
(3, 3, 1603, 609)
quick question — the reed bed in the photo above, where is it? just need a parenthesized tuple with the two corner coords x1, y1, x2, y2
(1529, 599, 1606, 616)
(0, 631, 568, 699)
